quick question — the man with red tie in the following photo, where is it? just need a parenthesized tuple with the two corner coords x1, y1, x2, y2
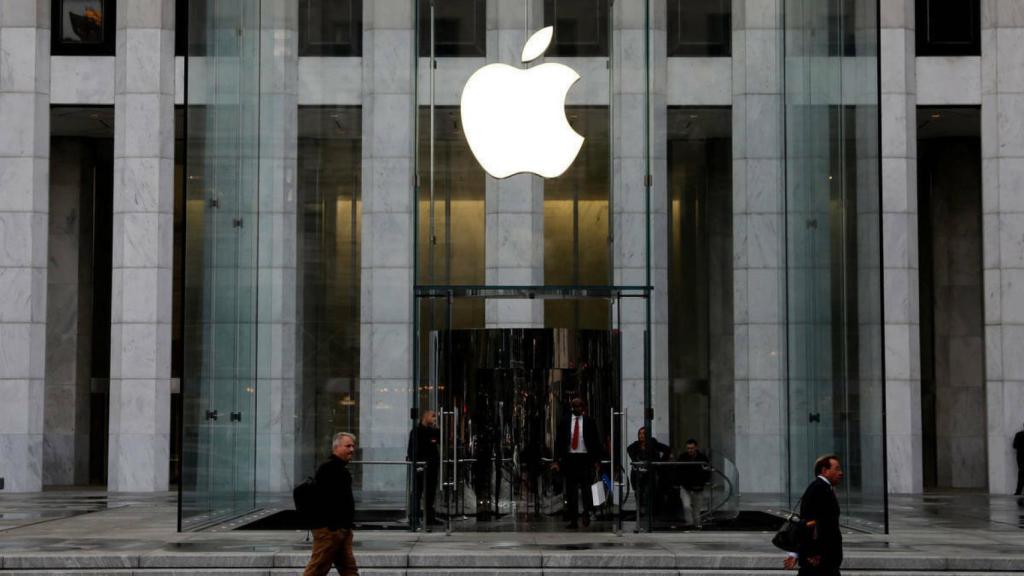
(553, 397, 603, 529)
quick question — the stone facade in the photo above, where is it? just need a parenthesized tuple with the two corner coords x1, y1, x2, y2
(0, 0, 50, 493)
(4, 0, 1024, 500)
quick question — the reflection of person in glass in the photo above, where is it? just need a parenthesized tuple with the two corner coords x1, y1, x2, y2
(406, 410, 441, 527)
(676, 439, 710, 527)
(553, 397, 602, 529)
(68, 5, 104, 43)
(627, 426, 670, 519)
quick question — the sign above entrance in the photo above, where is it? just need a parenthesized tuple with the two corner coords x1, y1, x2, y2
(460, 27, 585, 179)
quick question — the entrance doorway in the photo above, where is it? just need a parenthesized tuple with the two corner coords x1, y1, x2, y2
(427, 328, 622, 531)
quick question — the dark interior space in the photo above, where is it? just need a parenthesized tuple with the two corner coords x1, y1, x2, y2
(917, 106, 985, 490)
(50, 106, 115, 486)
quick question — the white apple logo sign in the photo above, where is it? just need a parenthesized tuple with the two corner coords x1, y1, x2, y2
(460, 27, 584, 179)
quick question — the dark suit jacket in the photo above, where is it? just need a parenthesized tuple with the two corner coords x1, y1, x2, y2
(798, 477, 842, 571)
(555, 413, 602, 464)
(1014, 431, 1024, 464)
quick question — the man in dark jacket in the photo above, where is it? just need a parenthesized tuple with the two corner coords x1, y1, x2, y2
(553, 397, 602, 528)
(304, 432, 358, 576)
(1014, 425, 1024, 495)
(407, 409, 441, 526)
(677, 439, 711, 527)
(787, 454, 844, 575)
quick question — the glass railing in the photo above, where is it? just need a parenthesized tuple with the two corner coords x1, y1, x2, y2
(630, 457, 740, 531)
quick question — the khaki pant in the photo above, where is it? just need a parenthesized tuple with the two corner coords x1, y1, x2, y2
(303, 528, 358, 576)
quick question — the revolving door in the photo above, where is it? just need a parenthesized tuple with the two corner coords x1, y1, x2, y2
(428, 328, 622, 531)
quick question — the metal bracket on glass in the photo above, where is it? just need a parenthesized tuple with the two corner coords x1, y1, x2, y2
(205, 409, 218, 421)
(230, 412, 242, 422)
(809, 412, 821, 423)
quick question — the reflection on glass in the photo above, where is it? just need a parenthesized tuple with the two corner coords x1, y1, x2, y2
(419, 0, 486, 57)
(296, 106, 362, 478)
(544, 0, 609, 57)
(667, 0, 731, 57)
(61, 0, 105, 43)
(545, 107, 610, 329)
(666, 107, 732, 463)
(299, 0, 362, 56)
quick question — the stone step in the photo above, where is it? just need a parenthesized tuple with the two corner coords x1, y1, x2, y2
(3, 552, 1024, 574)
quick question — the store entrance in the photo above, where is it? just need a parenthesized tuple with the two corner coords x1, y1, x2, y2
(428, 328, 621, 532)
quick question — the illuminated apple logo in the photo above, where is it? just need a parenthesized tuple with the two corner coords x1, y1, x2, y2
(460, 27, 584, 179)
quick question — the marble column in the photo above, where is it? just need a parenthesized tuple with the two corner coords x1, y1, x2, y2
(982, 0, 1024, 494)
(731, 0, 786, 493)
(613, 0, 669, 440)
(880, 0, 923, 494)
(359, 0, 415, 488)
(44, 141, 84, 486)
(484, 0, 544, 327)
(254, 0, 299, 495)
(0, 0, 49, 493)
(108, 0, 175, 491)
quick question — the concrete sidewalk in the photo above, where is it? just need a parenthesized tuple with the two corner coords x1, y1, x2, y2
(0, 491, 1022, 574)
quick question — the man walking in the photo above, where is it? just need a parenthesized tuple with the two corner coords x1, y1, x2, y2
(677, 438, 711, 527)
(786, 454, 844, 575)
(553, 397, 602, 529)
(407, 409, 442, 526)
(304, 433, 359, 576)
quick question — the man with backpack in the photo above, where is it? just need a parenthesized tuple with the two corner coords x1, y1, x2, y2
(302, 432, 359, 576)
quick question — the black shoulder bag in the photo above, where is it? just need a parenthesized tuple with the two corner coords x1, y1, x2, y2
(771, 499, 804, 552)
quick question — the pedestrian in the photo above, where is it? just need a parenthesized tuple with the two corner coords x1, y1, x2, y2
(676, 438, 711, 527)
(626, 426, 671, 520)
(784, 454, 844, 575)
(304, 432, 359, 576)
(407, 409, 442, 527)
(1014, 424, 1024, 495)
(553, 397, 602, 529)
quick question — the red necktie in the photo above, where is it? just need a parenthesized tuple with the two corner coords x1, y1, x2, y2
(571, 416, 580, 450)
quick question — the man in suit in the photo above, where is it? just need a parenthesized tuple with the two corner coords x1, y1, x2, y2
(785, 454, 844, 575)
(553, 397, 602, 529)
(1014, 425, 1024, 495)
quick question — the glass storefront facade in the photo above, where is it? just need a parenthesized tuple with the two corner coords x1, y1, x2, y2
(180, 0, 885, 532)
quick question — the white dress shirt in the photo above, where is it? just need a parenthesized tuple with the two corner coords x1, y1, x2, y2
(569, 414, 587, 454)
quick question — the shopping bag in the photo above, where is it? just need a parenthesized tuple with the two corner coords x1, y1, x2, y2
(591, 480, 607, 506)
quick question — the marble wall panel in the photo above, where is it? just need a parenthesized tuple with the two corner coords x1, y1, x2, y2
(107, 0, 174, 492)
(0, 0, 49, 492)
(983, 0, 1024, 494)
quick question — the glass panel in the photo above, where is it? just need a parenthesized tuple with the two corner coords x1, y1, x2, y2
(916, 0, 980, 56)
(299, 0, 362, 56)
(544, 0, 610, 57)
(53, 0, 115, 55)
(664, 106, 732, 529)
(784, 0, 885, 529)
(181, 0, 262, 528)
(59, 0, 107, 43)
(415, 0, 649, 534)
(294, 105, 363, 493)
(544, 107, 611, 330)
(667, 0, 731, 57)
(418, 0, 486, 57)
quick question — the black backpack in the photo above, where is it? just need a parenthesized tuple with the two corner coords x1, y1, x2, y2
(293, 476, 318, 522)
